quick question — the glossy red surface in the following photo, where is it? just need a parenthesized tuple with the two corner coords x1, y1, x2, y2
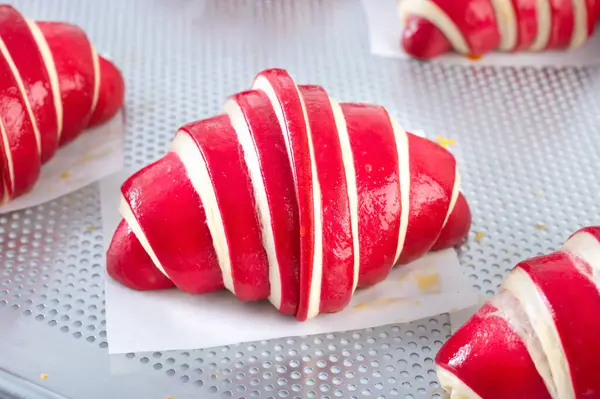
(108, 68, 472, 320)
(402, 0, 600, 57)
(436, 303, 552, 399)
(298, 85, 354, 316)
(435, 0, 500, 54)
(342, 103, 400, 287)
(431, 192, 472, 251)
(121, 152, 223, 294)
(233, 90, 300, 315)
(401, 15, 452, 59)
(0, 6, 57, 163)
(546, 0, 575, 49)
(516, 252, 600, 398)
(88, 55, 125, 128)
(107, 219, 175, 291)
(252, 69, 315, 316)
(397, 133, 456, 265)
(511, 0, 538, 50)
(437, 229, 600, 398)
(584, 0, 600, 36)
(0, 40, 41, 199)
(37, 21, 95, 145)
(185, 115, 270, 302)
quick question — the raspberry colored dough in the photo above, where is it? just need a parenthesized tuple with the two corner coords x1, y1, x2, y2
(436, 226, 600, 399)
(107, 68, 472, 320)
(0, 5, 124, 202)
(398, 0, 600, 59)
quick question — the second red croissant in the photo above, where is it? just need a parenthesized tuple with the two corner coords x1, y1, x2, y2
(0, 5, 125, 201)
(107, 68, 472, 321)
(398, 0, 600, 59)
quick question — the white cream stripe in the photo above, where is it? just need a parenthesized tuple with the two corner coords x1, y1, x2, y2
(27, 20, 63, 138)
(119, 197, 171, 279)
(398, 0, 470, 54)
(171, 131, 236, 294)
(0, 37, 42, 155)
(390, 117, 410, 265)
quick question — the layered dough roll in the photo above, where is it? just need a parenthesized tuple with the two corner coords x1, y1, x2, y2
(0, 5, 124, 201)
(436, 226, 600, 398)
(398, 0, 600, 59)
(107, 68, 472, 321)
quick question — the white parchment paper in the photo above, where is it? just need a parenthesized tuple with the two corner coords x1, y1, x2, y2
(361, 0, 600, 67)
(101, 168, 479, 354)
(0, 112, 124, 214)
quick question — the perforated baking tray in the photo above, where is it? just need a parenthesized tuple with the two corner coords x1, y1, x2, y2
(1, 0, 599, 398)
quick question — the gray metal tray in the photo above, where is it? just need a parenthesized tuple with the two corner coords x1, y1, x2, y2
(1, 0, 599, 398)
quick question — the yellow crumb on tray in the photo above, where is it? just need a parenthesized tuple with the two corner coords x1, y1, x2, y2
(87, 225, 97, 232)
(59, 171, 71, 180)
(535, 224, 549, 231)
(474, 231, 485, 242)
(413, 272, 442, 294)
(40, 373, 48, 380)
(433, 136, 456, 148)
(534, 189, 543, 198)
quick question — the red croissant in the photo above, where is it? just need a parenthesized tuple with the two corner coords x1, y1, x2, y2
(398, 0, 600, 59)
(436, 226, 600, 399)
(106, 68, 471, 321)
(0, 5, 124, 201)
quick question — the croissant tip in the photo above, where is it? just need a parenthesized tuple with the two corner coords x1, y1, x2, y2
(88, 56, 125, 127)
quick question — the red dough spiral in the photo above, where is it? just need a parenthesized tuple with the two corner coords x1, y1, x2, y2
(107, 68, 471, 321)
(0, 5, 124, 201)
(436, 226, 600, 398)
(399, 0, 600, 59)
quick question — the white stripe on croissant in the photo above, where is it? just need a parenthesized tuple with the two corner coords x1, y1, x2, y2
(503, 268, 575, 399)
(89, 46, 101, 118)
(329, 97, 361, 294)
(530, 0, 552, 51)
(294, 85, 324, 320)
(119, 197, 171, 280)
(0, 36, 42, 157)
(436, 366, 484, 399)
(389, 117, 410, 265)
(442, 167, 461, 228)
(489, 291, 558, 398)
(398, 0, 470, 54)
(224, 99, 282, 309)
(0, 119, 14, 192)
(489, 0, 518, 51)
(569, 0, 589, 49)
(171, 131, 236, 294)
(563, 231, 600, 292)
(27, 19, 63, 138)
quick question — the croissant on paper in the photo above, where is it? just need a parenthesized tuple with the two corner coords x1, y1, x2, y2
(398, 0, 600, 59)
(107, 68, 471, 321)
(0, 5, 124, 201)
(436, 226, 600, 399)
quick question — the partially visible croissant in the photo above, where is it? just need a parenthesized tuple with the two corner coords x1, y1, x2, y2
(436, 226, 600, 399)
(107, 68, 471, 321)
(398, 0, 600, 59)
(0, 5, 124, 201)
